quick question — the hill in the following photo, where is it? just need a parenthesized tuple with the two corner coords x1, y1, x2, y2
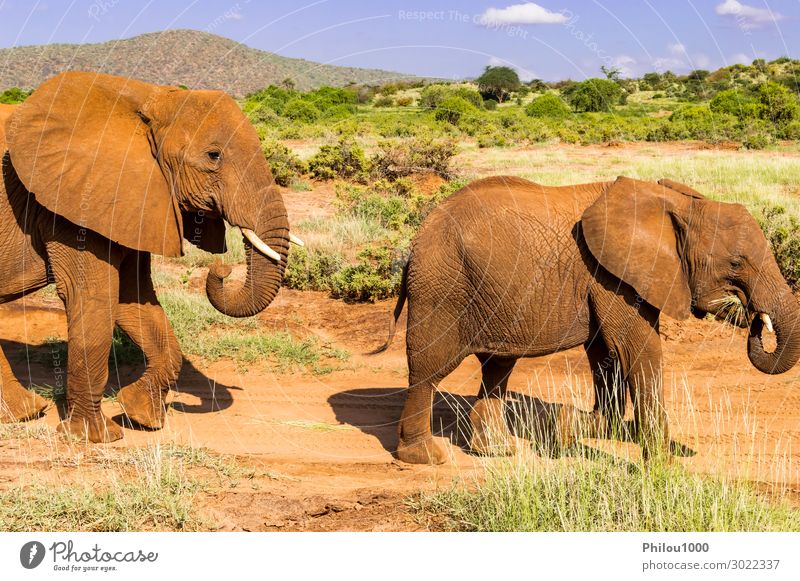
(0, 29, 420, 96)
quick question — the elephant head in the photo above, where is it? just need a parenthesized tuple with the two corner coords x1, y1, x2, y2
(4, 71, 292, 317)
(582, 176, 800, 375)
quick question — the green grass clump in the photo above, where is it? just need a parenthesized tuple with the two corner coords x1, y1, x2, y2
(158, 290, 347, 370)
(0, 446, 202, 531)
(418, 457, 800, 532)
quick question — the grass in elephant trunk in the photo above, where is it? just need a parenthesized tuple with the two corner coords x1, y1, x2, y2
(415, 452, 800, 532)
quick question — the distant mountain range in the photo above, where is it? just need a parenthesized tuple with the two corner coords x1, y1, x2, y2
(0, 29, 422, 96)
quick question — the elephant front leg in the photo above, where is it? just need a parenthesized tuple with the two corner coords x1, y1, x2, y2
(115, 253, 182, 429)
(49, 237, 124, 443)
(469, 355, 517, 456)
(56, 297, 122, 443)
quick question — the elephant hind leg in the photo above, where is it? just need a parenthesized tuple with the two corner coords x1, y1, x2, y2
(397, 348, 467, 465)
(469, 355, 517, 456)
(0, 348, 49, 422)
(115, 253, 182, 430)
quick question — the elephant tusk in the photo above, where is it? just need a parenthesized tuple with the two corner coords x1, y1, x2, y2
(760, 313, 774, 333)
(289, 233, 305, 247)
(241, 228, 281, 263)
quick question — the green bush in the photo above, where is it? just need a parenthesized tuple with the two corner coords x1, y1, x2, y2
(262, 140, 307, 186)
(0, 87, 32, 104)
(307, 138, 371, 181)
(710, 89, 762, 119)
(757, 81, 799, 124)
(396, 96, 413, 107)
(284, 246, 345, 291)
(482, 98, 498, 111)
(420, 84, 483, 109)
(434, 96, 478, 125)
(330, 245, 403, 302)
(758, 206, 800, 290)
(525, 93, 571, 118)
(370, 137, 457, 180)
(563, 78, 622, 112)
(374, 95, 394, 107)
(322, 103, 357, 120)
(282, 98, 321, 123)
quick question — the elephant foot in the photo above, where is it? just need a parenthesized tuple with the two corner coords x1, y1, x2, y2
(554, 406, 604, 451)
(57, 413, 123, 443)
(117, 385, 166, 429)
(0, 381, 50, 422)
(469, 398, 517, 456)
(396, 434, 447, 465)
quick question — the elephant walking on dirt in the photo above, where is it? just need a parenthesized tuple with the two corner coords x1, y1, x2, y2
(377, 175, 800, 464)
(0, 72, 299, 442)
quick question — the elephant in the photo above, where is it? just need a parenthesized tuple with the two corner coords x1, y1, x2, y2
(0, 71, 300, 443)
(376, 175, 800, 464)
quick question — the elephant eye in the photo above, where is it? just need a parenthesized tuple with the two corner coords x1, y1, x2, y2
(207, 150, 222, 162)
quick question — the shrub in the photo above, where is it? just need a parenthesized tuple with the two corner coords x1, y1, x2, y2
(396, 96, 413, 107)
(710, 89, 762, 119)
(420, 84, 483, 109)
(482, 98, 498, 111)
(330, 245, 403, 302)
(284, 247, 344, 291)
(758, 206, 800, 290)
(525, 93, 571, 118)
(758, 81, 799, 124)
(322, 103, 357, 120)
(374, 95, 394, 107)
(563, 78, 622, 112)
(307, 138, 371, 181)
(281, 98, 320, 123)
(0, 87, 31, 104)
(370, 137, 457, 180)
(434, 96, 478, 125)
(262, 140, 307, 187)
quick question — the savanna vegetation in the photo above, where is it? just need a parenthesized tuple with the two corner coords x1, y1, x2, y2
(4, 58, 800, 533)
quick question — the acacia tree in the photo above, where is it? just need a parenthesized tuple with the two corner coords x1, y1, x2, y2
(476, 66, 521, 103)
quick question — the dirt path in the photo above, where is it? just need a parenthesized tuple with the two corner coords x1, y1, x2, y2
(3, 145, 800, 530)
(1, 291, 800, 530)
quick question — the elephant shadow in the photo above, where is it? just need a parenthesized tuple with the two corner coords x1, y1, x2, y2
(0, 337, 241, 428)
(327, 387, 695, 459)
(327, 387, 591, 458)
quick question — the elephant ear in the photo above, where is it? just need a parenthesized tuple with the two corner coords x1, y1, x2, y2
(581, 176, 692, 320)
(181, 211, 227, 253)
(4, 71, 184, 256)
(657, 178, 705, 199)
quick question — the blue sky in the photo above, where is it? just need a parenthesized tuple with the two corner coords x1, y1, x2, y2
(0, 0, 796, 80)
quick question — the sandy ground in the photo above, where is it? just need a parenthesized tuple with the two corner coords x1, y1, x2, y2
(1, 142, 800, 530)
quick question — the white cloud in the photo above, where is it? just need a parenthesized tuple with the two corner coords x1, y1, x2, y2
(611, 55, 636, 77)
(715, 0, 782, 29)
(652, 57, 685, 71)
(729, 52, 752, 65)
(693, 53, 711, 68)
(479, 2, 567, 26)
(668, 43, 687, 56)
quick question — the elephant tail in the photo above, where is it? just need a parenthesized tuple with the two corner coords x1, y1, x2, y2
(368, 259, 409, 355)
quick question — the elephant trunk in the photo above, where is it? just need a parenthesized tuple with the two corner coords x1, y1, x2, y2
(205, 193, 289, 318)
(747, 288, 800, 375)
